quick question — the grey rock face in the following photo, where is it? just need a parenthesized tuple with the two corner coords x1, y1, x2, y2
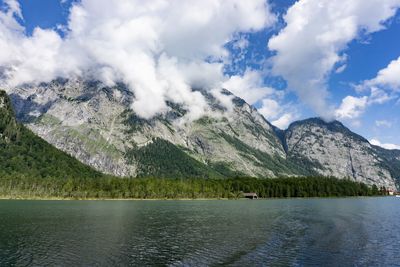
(6, 79, 136, 176)
(5, 79, 285, 178)
(4, 80, 399, 190)
(285, 118, 397, 190)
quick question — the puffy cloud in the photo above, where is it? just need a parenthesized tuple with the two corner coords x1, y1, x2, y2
(335, 84, 395, 123)
(342, 56, 400, 121)
(221, 70, 299, 128)
(0, 0, 276, 119)
(358, 56, 400, 106)
(268, 0, 400, 119)
(258, 98, 281, 119)
(335, 96, 368, 119)
(221, 69, 298, 128)
(366, 56, 400, 91)
(370, 138, 400, 150)
(222, 70, 277, 104)
(271, 113, 295, 129)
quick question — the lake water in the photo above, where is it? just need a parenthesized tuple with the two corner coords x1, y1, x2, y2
(0, 198, 399, 266)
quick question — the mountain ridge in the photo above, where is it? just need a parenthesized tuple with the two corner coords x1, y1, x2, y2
(3, 79, 399, 190)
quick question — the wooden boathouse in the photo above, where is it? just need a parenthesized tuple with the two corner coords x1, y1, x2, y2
(242, 192, 258, 199)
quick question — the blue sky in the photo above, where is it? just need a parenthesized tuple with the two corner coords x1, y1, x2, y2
(1, 0, 400, 148)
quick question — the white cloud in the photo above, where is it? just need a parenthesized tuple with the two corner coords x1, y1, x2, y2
(356, 56, 400, 110)
(222, 70, 297, 128)
(222, 70, 277, 105)
(347, 56, 400, 120)
(0, 0, 276, 120)
(375, 120, 392, 127)
(271, 113, 295, 129)
(268, 0, 400, 119)
(335, 86, 395, 122)
(370, 138, 400, 150)
(367, 56, 400, 91)
(258, 98, 281, 119)
(335, 95, 368, 119)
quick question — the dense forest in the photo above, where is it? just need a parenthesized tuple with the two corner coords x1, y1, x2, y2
(0, 90, 391, 199)
(0, 175, 388, 199)
(125, 138, 226, 179)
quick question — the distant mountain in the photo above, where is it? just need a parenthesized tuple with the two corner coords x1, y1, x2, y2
(284, 118, 398, 190)
(4, 79, 400, 189)
(0, 90, 102, 179)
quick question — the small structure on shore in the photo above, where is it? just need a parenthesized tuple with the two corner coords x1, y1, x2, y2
(242, 192, 258, 199)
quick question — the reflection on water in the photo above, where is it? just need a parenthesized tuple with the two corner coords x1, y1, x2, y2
(0, 198, 399, 266)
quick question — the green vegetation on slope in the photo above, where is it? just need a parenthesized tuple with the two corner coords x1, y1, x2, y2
(0, 91, 102, 180)
(0, 176, 387, 199)
(125, 138, 225, 179)
(0, 91, 391, 199)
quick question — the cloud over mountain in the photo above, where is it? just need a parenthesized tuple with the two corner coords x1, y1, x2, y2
(0, 0, 399, 131)
(0, 0, 275, 119)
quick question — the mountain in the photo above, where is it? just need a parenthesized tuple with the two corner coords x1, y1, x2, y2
(4, 79, 400, 189)
(284, 118, 398, 190)
(0, 90, 102, 179)
(6, 79, 307, 179)
(371, 145, 400, 185)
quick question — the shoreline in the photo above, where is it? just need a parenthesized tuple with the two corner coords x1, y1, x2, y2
(0, 195, 389, 201)
(0, 196, 231, 201)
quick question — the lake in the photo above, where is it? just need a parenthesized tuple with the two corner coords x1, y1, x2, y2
(0, 197, 399, 266)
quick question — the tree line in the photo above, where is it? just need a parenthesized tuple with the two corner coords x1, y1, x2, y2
(0, 175, 388, 199)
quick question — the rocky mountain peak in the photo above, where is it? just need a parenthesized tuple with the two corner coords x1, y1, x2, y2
(3, 81, 400, 190)
(284, 117, 397, 189)
(289, 117, 355, 134)
(287, 117, 370, 145)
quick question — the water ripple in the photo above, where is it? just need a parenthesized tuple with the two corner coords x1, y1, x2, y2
(0, 198, 399, 266)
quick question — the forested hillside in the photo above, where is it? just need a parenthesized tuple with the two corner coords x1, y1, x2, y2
(0, 90, 391, 199)
(0, 90, 102, 179)
(6, 79, 399, 191)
